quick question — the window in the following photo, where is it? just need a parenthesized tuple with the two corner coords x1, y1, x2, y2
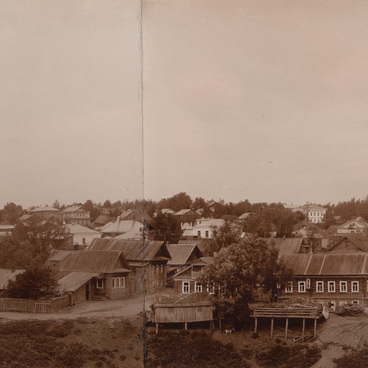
(195, 282, 202, 293)
(160, 265, 164, 274)
(182, 281, 190, 294)
(328, 281, 335, 293)
(298, 281, 306, 293)
(352, 300, 359, 306)
(96, 279, 104, 289)
(112, 278, 116, 288)
(116, 278, 120, 288)
(316, 281, 324, 293)
(207, 283, 215, 294)
(131, 267, 136, 275)
(205, 230, 209, 238)
(352, 281, 359, 293)
(340, 281, 347, 293)
(285, 281, 293, 293)
(197, 231, 201, 237)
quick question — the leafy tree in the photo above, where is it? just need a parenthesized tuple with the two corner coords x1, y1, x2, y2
(148, 212, 183, 243)
(159, 192, 193, 212)
(0, 217, 70, 269)
(6, 267, 58, 300)
(206, 220, 242, 254)
(245, 204, 302, 237)
(199, 238, 291, 327)
(0, 202, 23, 224)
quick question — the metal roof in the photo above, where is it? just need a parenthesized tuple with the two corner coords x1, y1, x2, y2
(57, 271, 97, 292)
(167, 244, 202, 266)
(280, 253, 368, 276)
(46, 250, 130, 273)
(88, 239, 170, 262)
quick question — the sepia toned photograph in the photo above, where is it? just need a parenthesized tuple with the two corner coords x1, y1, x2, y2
(1, 1, 368, 367)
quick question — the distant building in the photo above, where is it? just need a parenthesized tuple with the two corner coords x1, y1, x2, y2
(291, 203, 327, 223)
(62, 206, 90, 225)
(336, 217, 368, 234)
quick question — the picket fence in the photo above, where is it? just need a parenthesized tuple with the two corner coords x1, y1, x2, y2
(0, 295, 70, 313)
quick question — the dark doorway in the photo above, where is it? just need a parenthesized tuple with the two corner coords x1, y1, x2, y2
(86, 283, 90, 300)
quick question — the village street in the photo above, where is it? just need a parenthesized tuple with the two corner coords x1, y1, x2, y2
(0, 294, 147, 321)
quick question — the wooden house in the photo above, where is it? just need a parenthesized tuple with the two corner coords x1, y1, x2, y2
(150, 292, 214, 333)
(167, 243, 203, 277)
(45, 250, 131, 304)
(337, 217, 368, 234)
(327, 234, 368, 253)
(173, 257, 214, 294)
(88, 238, 171, 293)
(100, 217, 144, 238)
(62, 205, 90, 225)
(278, 253, 368, 310)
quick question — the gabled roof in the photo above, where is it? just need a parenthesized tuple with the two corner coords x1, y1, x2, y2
(296, 203, 326, 212)
(29, 206, 61, 213)
(66, 224, 99, 235)
(280, 253, 368, 275)
(45, 250, 130, 273)
(167, 244, 202, 266)
(293, 220, 329, 237)
(338, 217, 368, 230)
(239, 212, 251, 220)
(94, 215, 114, 226)
(263, 238, 303, 254)
(0, 269, 24, 289)
(63, 206, 84, 213)
(174, 256, 214, 278)
(57, 271, 97, 292)
(100, 218, 143, 235)
(174, 209, 194, 216)
(178, 239, 212, 254)
(328, 234, 368, 252)
(194, 219, 225, 228)
(88, 239, 170, 262)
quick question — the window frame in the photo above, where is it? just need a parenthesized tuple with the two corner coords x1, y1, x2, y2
(96, 278, 104, 289)
(351, 281, 359, 293)
(285, 281, 293, 293)
(195, 282, 202, 293)
(316, 281, 324, 293)
(340, 281, 347, 293)
(328, 281, 336, 293)
(182, 281, 190, 294)
(298, 281, 306, 293)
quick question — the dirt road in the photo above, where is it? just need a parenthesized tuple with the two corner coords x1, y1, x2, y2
(0, 294, 147, 321)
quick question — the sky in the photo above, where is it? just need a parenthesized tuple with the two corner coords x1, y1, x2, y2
(2, 1, 368, 209)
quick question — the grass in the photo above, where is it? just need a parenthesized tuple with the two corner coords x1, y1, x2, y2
(334, 346, 368, 368)
(0, 318, 139, 368)
(147, 330, 251, 368)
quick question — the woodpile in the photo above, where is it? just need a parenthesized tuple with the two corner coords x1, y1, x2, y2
(336, 303, 366, 317)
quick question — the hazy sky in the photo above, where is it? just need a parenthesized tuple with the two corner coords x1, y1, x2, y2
(2, 1, 368, 209)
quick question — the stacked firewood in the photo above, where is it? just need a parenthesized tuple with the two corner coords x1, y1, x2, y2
(336, 303, 366, 317)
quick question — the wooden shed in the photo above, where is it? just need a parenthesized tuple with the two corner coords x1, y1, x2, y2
(150, 292, 214, 333)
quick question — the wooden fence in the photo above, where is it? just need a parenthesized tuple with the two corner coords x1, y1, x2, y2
(0, 295, 70, 313)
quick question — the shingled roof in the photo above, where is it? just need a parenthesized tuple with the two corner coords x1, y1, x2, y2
(88, 239, 170, 262)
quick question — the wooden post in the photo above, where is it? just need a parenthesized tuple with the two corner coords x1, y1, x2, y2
(254, 317, 258, 333)
(270, 317, 274, 339)
(155, 323, 158, 335)
(219, 318, 222, 332)
(185, 322, 188, 330)
(302, 319, 305, 342)
(210, 320, 214, 334)
(314, 318, 317, 339)
(285, 318, 289, 342)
